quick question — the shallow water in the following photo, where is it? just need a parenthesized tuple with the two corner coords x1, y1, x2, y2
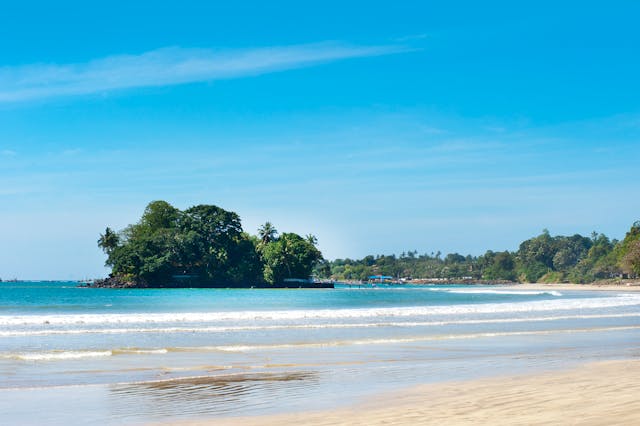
(1, 282, 639, 425)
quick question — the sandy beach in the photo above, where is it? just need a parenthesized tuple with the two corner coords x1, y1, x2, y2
(503, 282, 640, 292)
(178, 359, 640, 426)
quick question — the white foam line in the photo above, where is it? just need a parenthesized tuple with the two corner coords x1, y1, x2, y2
(1, 351, 113, 361)
(1, 294, 639, 326)
(2, 313, 640, 337)
(112, 348, 168, 355)
(1, 348, 171, 362)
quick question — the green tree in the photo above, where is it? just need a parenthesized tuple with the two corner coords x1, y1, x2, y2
(261, 233, 323, 284)
(568, 233, 617, 283)
(444, 253, 466, 264)
(551, 234, 592, 271)
(483, 251, 517, 281)
(178, 204, 247, 284)
(621, 241, 640, 277)
(140, 200, 180, 231)
(258, 222, 278, 245)
(618, 221, 640, 277)
(305, 234, 318, 246)
(97, 227, 119, 258)
(108, 225, 178, 284)
(99, 201, 263, 287)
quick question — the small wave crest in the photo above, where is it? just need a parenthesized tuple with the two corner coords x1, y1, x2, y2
(2, 312, 639, 337)
(112, 348, 168, 355)
(3, 324, 639, 361)
(1, 294, 638, 326)
(3, 350, 113, 361)
(2, 348, 170, 362)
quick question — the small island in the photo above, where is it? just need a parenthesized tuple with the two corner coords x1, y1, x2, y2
(95, 201, 327, 288)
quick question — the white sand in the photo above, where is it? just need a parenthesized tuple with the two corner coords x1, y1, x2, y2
(176, 360, 640, 426)
(501, 282, 640, 292)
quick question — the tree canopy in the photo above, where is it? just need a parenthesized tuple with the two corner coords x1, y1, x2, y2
(618, 221, 640, 277)
(98, 201, 323, 287)
(260, 233, 323, 284)
(319, 221, 640, 283)
(101, 204, 638, 286)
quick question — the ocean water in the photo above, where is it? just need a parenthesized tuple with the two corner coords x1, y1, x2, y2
(1, 282, 639, 425)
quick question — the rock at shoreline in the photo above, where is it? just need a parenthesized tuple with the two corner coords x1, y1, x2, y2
(90, 276, 140, 288)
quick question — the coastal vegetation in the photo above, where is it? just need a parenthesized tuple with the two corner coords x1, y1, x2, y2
(98, 201, 322, 287)
(320, 222, 640, 284)
(99, 202, 639, 287)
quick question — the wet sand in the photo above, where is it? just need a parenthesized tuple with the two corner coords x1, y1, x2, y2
(176, 359, 640, 426)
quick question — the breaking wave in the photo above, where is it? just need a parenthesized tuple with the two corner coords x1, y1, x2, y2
(1, 312, 639, 337)
(1, 294, 638, 327)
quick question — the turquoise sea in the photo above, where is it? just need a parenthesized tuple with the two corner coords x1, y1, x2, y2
(1, 282, 640, 425)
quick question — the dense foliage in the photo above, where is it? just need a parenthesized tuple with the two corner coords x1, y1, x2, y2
(261, 233, 323, 284)
(318, 222, 640, 283)
(98, 201, 322, 287)
(101, 204, 639, 286)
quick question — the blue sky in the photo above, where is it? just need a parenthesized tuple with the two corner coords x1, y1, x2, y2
(1, 1, 639, 279)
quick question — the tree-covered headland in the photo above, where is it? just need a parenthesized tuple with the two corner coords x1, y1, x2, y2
(97, 201, 322, 287)
(319, 222, 640, 284)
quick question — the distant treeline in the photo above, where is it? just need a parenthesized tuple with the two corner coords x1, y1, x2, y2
(316, 222, 640, 283)
(98, 201, 322, 287)
(99, 201, 640, 286)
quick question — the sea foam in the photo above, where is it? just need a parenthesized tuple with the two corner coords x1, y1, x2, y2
(0, 294, 638, 326)
(1, 312, 640, 337)
(4, 351, 113, 361)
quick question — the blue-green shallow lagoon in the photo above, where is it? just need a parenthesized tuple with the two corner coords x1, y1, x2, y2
(1, 282, 640, 425)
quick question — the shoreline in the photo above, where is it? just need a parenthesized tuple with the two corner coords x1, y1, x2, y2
(174, 359, 640, 426)
(502, 282, 640, 291)
(338, 279, 640, 292)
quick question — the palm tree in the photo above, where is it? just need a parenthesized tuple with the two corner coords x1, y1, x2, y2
(97, 227, 119, 255)
(258, 222, 278, 245)
(305, 234, 318, 246)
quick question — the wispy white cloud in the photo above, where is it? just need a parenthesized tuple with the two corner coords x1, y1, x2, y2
(0, 42, 410, 103)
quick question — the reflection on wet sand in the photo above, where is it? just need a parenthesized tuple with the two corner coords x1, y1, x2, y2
(108, 371, 319, 420)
